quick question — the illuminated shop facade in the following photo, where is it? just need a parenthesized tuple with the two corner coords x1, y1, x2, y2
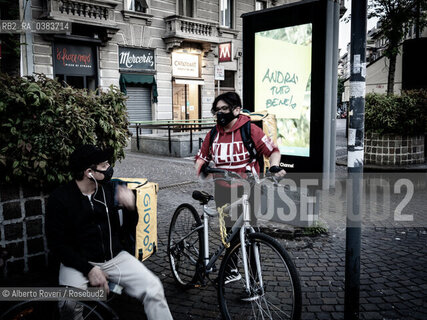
(23, 0, 294, 123)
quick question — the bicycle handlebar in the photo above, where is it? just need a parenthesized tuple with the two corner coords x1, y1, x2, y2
(203, 166, 226, 175)
(203, 166, 242, 178)
(201, 163, 279, 185)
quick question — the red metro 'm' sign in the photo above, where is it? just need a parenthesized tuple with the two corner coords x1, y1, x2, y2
(219, 42, 232, 62)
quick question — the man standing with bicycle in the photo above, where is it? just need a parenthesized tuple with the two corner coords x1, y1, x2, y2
(195, 91, 286, 206)
(194, 92, 286, 283)
(46, 144, 173, 320)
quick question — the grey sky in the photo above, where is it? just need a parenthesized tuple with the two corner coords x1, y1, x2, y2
(339, 0, 379, 55)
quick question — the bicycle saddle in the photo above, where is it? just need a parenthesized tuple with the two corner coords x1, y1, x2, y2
(192, 190, 213, 205)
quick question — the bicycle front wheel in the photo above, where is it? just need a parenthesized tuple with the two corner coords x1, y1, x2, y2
(0, 299, 119, 320)
(218, 232, 302, 320)
(0, 301, 57, 320)
(168, 203, 203, 289)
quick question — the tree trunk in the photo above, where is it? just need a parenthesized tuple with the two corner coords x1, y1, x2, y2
(387, 52, 397, 95)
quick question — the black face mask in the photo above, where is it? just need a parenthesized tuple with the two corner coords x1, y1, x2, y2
(94, 166, 114, 183)
(216, 112, 236, 127)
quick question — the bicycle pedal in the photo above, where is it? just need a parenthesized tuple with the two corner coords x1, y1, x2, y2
(191, 280, 207, 288)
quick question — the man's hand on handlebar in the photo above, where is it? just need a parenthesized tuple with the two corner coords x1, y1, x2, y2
(196, 161, 215, 180)
(269, 165, 287, 178)
(195, 159, 206, 177)
(200, 163, 242, 181)
(195, 159, 214, 180)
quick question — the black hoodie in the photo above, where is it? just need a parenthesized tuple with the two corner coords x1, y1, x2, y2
(46, 181, 137, 276)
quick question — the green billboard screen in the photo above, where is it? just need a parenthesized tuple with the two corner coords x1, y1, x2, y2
(254, 23, 312, 157)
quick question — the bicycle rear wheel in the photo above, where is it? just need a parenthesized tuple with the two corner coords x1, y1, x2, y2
(168, 203, 203, 288)
(218, 232, 302, 320)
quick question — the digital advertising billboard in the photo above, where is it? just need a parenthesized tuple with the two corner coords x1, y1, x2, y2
(243, 0, 332, 172)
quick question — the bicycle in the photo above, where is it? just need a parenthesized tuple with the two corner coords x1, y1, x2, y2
(0, 299, 119, 320)
(168, 166, 302, 320)
(0, 251, 120, 320)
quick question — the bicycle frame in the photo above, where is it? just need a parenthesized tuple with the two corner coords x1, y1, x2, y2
(201, 193, 264, 293)
(169, 169, 302, 318)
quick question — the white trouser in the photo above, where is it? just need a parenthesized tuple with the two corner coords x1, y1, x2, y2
(58, 251, 173, 320)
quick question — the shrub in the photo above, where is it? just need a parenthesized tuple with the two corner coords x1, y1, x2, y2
(365, 90, 427, 136)
(0, 73, 130, 186)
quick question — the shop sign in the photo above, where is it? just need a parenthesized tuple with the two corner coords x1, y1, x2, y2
(172, 52, 199, 77)
(53, 43, 95, 76)
(119, 47, 155, 71)
(214, 65, 225, 80)
(219, 42, 232, 62)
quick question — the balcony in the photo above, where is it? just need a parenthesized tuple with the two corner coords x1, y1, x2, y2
(43, 0, 120, 39)
(163, 15, 220, 51)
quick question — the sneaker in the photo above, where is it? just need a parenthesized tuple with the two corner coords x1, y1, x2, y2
(224, 269, 242, 284)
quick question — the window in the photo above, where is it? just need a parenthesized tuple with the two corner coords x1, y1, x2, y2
(220, 0, 233, 28)
(220, 70, 235, 88)
(56, 74, 97, 91)
(219, 70, 235, 94)
(127, 0, 148, 13)
(178, 0, 194, 17)
(0, 0, 20, 75)
(255, 1, 266, 11)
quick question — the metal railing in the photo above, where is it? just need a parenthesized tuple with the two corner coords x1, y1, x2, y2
(129, 119, 216, 154)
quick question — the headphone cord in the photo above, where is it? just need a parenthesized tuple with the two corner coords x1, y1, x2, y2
(91, 177, 123, 295)
(92, 179, 114, 260)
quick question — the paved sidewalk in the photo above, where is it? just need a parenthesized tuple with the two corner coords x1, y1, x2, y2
(113, 119, 427, 320)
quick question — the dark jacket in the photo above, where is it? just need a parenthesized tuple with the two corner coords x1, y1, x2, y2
(46, 180, 137, 276)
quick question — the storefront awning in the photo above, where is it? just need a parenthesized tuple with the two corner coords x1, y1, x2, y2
(120, 74, 158, 103)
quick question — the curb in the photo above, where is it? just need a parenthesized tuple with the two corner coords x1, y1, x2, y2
(336, 157, 427, 172)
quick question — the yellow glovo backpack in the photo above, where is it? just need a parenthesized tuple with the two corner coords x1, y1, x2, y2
(113, 178, 158, 262)
(241, 109, 278, 173)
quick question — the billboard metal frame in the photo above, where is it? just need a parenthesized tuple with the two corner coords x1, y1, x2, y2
(242, 0, 336, 174)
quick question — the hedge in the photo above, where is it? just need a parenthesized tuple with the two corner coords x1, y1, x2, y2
(0, 73, 130, 187)
(365, 90, 427, 136)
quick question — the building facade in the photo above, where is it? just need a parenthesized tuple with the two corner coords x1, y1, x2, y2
(22, 0, 300, 125)
(0, 1, 20, 76)
(342, 21, 427, 100)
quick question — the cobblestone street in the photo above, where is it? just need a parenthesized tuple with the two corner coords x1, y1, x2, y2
(113, 119, 427, 320)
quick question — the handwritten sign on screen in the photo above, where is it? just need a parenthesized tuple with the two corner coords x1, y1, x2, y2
(255, 33, 311, 119)
(254, 23, 312, 157)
